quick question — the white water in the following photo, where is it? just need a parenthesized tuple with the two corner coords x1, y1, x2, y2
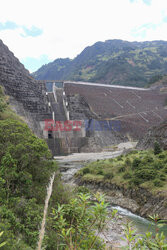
(56, 152, 167, 239)
(112, 205, 147, 223)
(112, 205, 167, 236)
(37, 173, 55, 250)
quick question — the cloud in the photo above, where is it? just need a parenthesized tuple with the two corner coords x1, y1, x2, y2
(143, 0, 152, 5)
(0, 21, 18, 30)
(130, 0, 152, 5)
(132, 23, 158, 39)
(21, 26, 43, 37)
(0, 0, 167, 72)
(0, 21, 43, 38)
(163, 16, 167, 23)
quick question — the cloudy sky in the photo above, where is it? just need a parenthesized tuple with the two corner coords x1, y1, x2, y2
(1, 0, 167, 72)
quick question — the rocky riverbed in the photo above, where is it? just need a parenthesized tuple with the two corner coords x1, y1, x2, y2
(55, 149, 143, 248)
(55, 145, 167, 247)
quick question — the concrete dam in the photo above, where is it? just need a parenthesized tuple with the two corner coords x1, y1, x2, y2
(0, 39, 166, 156)
(40, 80, 167, 155)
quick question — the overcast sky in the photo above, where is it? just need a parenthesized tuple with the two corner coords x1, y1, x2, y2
(1, 0, 167, 72)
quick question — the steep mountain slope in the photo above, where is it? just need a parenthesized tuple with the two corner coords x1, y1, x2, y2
(33, 39, 167, 87)
(33, 58, 71, 81)
(137, 119, 167, 150)
(149, 74, 167, 89)
(0, 39, 51, 136)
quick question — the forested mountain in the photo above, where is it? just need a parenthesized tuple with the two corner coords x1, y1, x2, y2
(33, 39, 167, 87)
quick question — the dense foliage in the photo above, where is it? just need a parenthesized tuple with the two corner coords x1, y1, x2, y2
(0, 88, 67, 249)
(0, 87, 7, 113)
(0, 119, 60, 248)
(46, 193, 111, 249)
(33, 39, 167, 87)
(1, 86, 167, 249)
(77, 149, 167, 191)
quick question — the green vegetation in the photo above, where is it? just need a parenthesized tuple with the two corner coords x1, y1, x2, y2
(148, 74, 164, 85)
(0, 232, 6, 248)
(0, 87, 69, 249)
(1, 85, 167, 249)
(154, 141, 162, 155)
(123, 217, 167, 249)
(0, 87, 7, 113)
(48, 193, 110, 249)
(33, 39, 167, 87)
(0, 86, 110, 249)
(77, 149, 167, 193)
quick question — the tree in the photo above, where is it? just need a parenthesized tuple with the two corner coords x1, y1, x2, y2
(0, 119, 58, 248)
(48, 193, 117, 249)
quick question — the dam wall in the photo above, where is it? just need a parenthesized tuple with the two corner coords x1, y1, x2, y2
(1, 36, 166, 156)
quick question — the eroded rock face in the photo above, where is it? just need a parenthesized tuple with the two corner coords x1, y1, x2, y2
(137, 120, 167, 150)
(0, 39, 51, 136)
(76, 178, 167, 219)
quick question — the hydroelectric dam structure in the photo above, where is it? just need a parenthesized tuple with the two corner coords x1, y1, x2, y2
(39, 80, 167, 156)
(0, 39, 166, 156)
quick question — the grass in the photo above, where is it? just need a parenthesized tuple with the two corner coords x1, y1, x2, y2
(80, 68, 96, 80)
(76, 149, 167, 195)
(0, 101, 24, 122)
(0, 86, 23, 122)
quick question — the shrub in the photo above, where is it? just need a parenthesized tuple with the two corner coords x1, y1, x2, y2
(154, 141, 162, 155)
(153, 161, 163, 170)
(0, 98, 7, 113)
(134, 168, 157, 181)
(104, 172, 114, 179)
(143, 155, 154, 163)
(125, 158, 131, 167)
(82, 168, 90, 175)
(159, 173, 166, 181)
(0, 87, 7, 113)
(123, 172, 132, 179)
(118, 166, 125, 173)
(130, 177, 143, 185)
(50, 193, 107, 249)
(117, 155, 123, 161)
(153, 179, 164, 187)
(158, 153, 166, 159)
(132, 158, 141, 169)
(127, 150, 138, 155)
(76, 186, 90, 194)
(97, 170, 103, 175)
(163, 165, 167, 173)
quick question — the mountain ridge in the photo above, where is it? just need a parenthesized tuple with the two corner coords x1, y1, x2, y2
(33, 39, 167, 87)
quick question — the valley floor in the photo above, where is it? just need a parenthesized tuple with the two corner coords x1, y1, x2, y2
(55, 143, 161, 248)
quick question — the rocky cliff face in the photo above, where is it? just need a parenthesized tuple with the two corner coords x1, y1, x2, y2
(0, 39, 51, 136)
(137, 119, 167, 150)
(76, 178, 167, 219)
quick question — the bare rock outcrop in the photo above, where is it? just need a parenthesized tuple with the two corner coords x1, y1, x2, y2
(137, 119, 167, 150)
(0, 39, 51, 136)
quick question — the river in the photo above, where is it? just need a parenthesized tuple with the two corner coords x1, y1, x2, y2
(55, 150, 167, 247)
